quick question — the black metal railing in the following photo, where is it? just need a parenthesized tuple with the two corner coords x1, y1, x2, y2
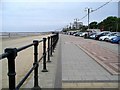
(0, 33, 59, 90)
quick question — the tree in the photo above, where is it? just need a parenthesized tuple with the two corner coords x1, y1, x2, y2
(93, 16, 120, 32)
(62, 16, 120, 32)
(117, 18, 120, 32)
(89, 21, 98, 29)
(81, 25, 88, 32)
(98, 16, 119, 32)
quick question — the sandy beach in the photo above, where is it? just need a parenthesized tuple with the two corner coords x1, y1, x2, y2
(0, 34, 51, 88)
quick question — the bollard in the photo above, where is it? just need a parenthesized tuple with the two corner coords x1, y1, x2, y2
(33, 40, 40, 89)
(47, 37, 51, 62)
(5, 48, 17, 90)
(50, 36, 53, 56)
(42, 38, 48, 72)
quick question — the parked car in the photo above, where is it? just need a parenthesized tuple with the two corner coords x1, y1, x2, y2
(73, 32, 82, 36)
(69, 32, 76, 35)
(110, 36, 120, 44)
(99, 32, 117, 41)
(79, 32, 84, 37)
(105, 35, 117, 42)
(80, 32, 87, 37)
(94, 31, 110, 40)
(74, 33, 79, 36)
(78, 32, 83, 36)
(89, 33, 97, 39)
(105, 33, 120, 42)
(73, 32, 78, 36)
(99, 34, 110, 41)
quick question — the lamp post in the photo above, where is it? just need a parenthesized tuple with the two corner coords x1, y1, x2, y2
(85, 8, 93, 29)
(70, 23, 72, 30)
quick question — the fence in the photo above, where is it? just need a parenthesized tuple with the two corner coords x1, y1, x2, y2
(0, 33, 59, 90)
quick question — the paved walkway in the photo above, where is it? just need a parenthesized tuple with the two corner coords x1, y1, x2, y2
(24, 34, 119, 89)
(61, 35, 119, 88)
(72, 36, 119, 75)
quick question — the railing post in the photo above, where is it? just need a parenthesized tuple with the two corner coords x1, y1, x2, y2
(33, 40, 40, 89)
(50, 36, 53, 56)
(57, 33, 59, 41)
(42, 38, 48, 72)
(52, 35, 55, 52)
(53, 35, 56, 51)
(5, 48, 17, 90)
(47, 37, 51, 62)
(54, 34, 57, 49)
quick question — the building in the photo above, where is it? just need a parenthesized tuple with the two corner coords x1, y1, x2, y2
(72, 21, 83, 29)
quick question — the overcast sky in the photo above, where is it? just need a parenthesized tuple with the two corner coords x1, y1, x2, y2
(1, 0, 119, 32)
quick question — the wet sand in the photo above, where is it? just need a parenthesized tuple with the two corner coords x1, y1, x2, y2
(0, 34, 51, 88)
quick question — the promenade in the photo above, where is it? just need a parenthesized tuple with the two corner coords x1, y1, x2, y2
(61, 34, 119, 89)
(1, 34, 119, 89)
(24, 34, 119, 89)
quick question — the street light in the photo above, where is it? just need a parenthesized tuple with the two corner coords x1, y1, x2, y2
(85, 7, 93, 29)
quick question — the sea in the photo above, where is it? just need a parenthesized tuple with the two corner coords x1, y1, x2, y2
(0, 32, 50, 39)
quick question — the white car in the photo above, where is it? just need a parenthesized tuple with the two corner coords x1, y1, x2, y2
(105, 35, 117, 42)
(89, 33, 97, 39)
(105, 33, 120, 42)
(99, 34, 110, 41)
(80, 32, 87, 37)
(99, 32, 118, 41)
